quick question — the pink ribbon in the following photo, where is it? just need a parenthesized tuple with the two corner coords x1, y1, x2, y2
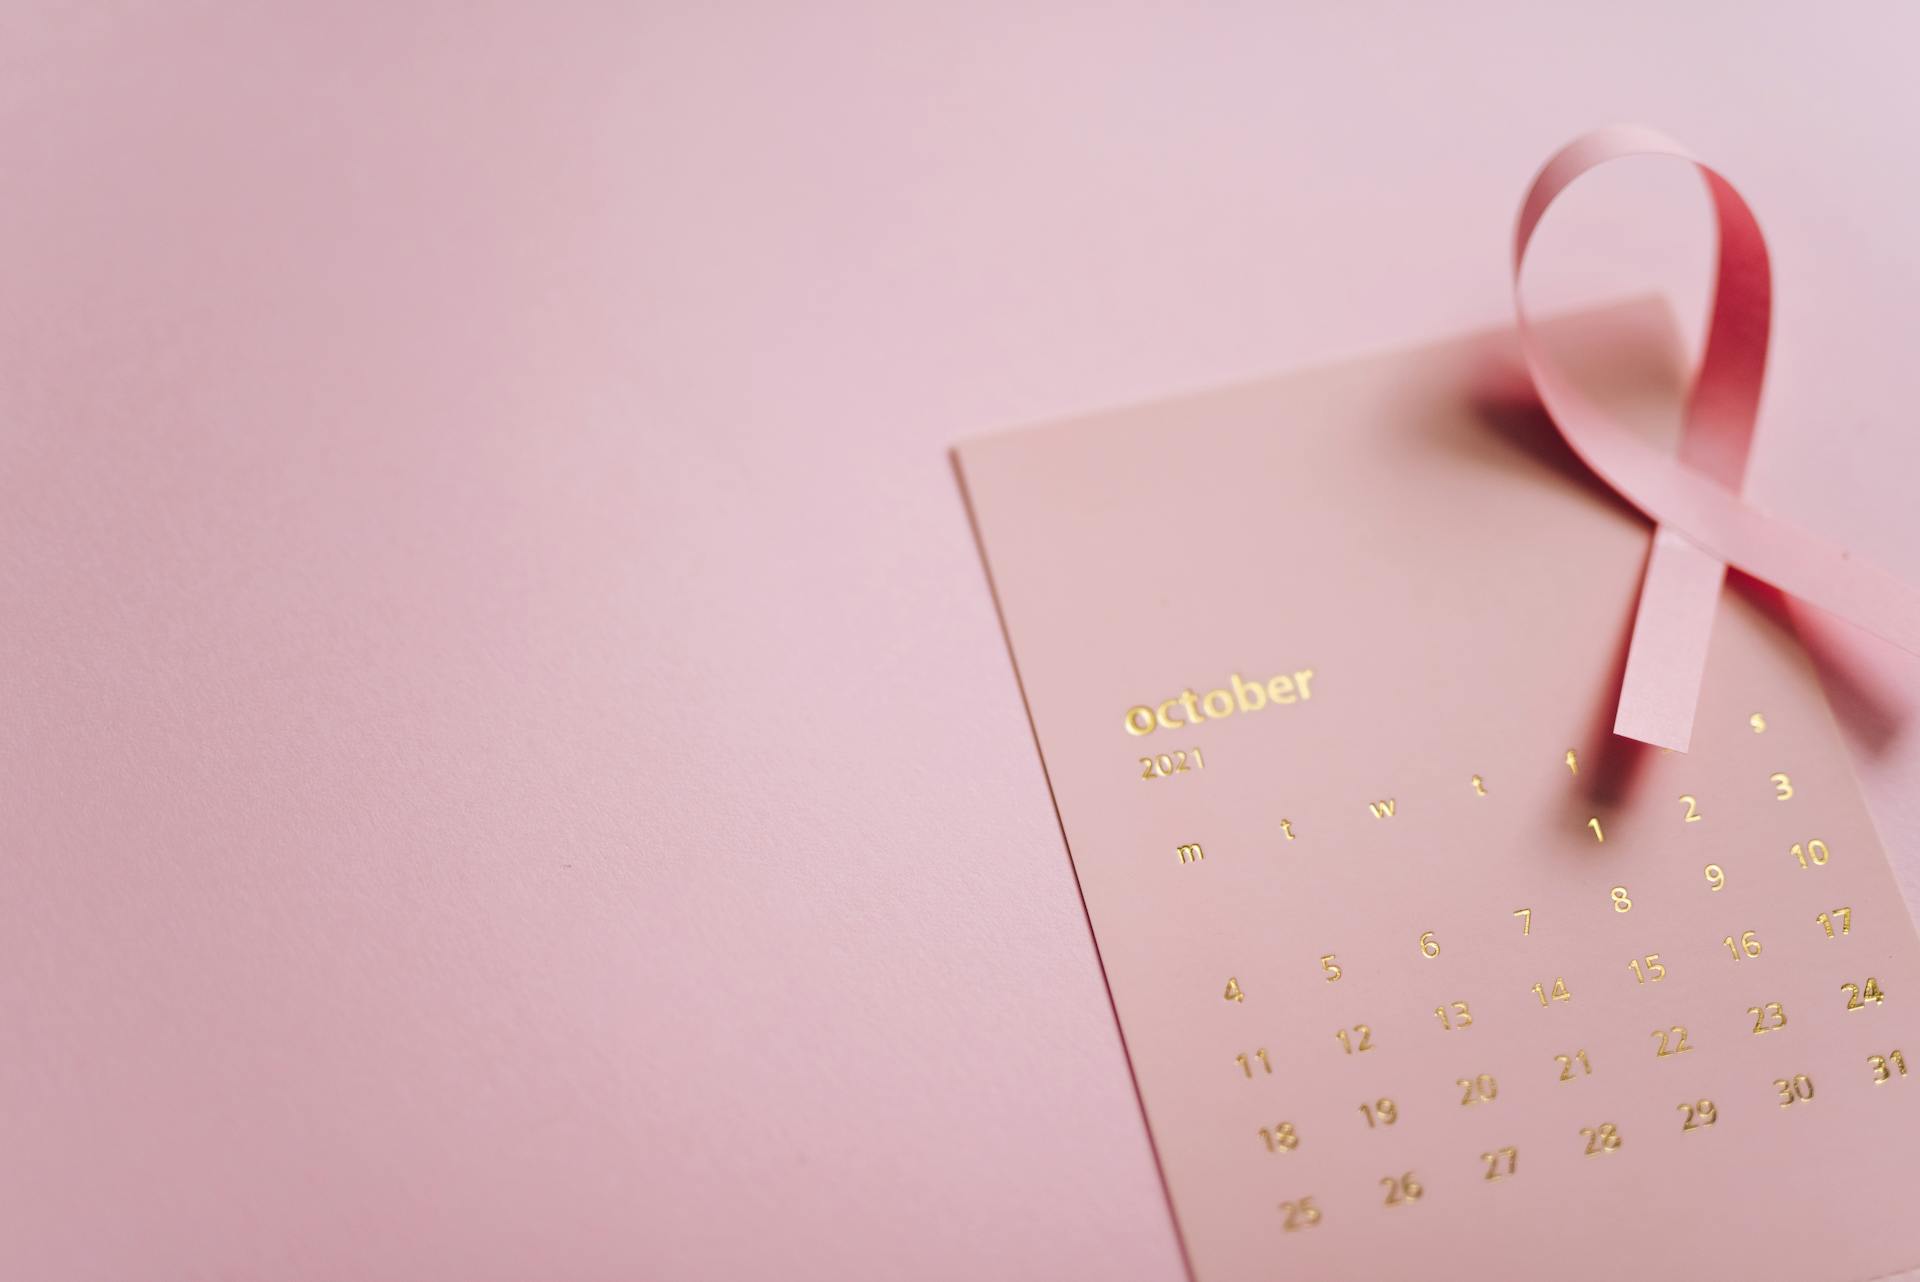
(1513, 126, 1920, 751)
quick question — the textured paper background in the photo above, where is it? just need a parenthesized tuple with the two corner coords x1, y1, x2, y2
(3, 4, 1919, 1280)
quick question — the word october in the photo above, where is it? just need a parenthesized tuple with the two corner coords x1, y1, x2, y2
(1123, 669, 1316, 737)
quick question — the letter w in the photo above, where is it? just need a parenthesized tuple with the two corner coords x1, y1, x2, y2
(1367, 799, 1396, 819)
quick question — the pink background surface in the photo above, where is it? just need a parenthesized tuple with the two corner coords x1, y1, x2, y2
(3, 5, 1918, 1280)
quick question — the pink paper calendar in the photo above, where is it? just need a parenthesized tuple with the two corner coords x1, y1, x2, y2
(955, 299, 1920, 1282)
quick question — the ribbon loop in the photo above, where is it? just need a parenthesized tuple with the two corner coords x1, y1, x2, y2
(1513, 126, 1920, 749)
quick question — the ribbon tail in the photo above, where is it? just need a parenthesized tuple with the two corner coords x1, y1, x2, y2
(1616, 527, 1727, 751)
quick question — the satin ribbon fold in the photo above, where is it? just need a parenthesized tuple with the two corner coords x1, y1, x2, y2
(1512, 126, 1920, 750)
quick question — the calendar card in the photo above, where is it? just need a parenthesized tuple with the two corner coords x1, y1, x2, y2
(955, 299, 1920, 1282)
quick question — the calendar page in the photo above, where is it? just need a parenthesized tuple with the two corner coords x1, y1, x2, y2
(955, 299, 1920, 1282)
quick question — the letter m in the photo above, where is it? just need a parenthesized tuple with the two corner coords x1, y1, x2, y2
(1367, 799, 1396, 819)
(1175, 842, 1205, 864)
